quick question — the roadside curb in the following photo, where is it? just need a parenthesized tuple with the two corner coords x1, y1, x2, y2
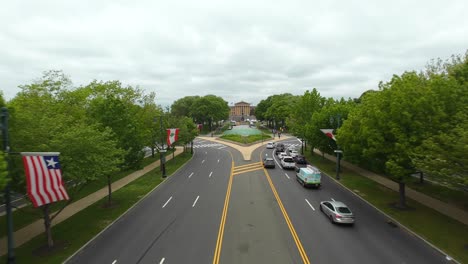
(322, 171, 459, 263)
(63, 149, 193, 263)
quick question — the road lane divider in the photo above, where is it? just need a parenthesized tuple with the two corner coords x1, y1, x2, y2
(192, 196, 200, 207)
(188, 172, 194, 178)
(162, 196, 172, 208)
(285, 173, 290, 179)
(159, 257, 165, 264)
(212, 158, 234, 264)
(305, 199, 315, 211)
(209, 171, 213, 178)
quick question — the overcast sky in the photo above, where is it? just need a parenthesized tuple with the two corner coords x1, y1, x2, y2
(1, 0, 467, 107)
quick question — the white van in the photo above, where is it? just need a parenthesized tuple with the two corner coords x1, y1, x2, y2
(296, 166, 321, 188)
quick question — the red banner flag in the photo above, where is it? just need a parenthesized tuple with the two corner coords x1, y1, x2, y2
(167, 128, 180, 147)
(21, 152, 69, 207)
(320, 129, 336, 141)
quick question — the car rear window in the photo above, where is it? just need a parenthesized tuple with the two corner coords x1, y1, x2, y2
(337, 207, 351, 214)
(283, 158, 294, 162)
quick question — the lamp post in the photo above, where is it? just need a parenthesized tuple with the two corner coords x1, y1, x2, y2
(160, 116, 166, 178)
(1, 107, 15, 264)
(330, 114, 342, 180)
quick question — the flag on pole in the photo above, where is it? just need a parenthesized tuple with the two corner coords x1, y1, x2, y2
(167, 128, 180, 147)
(21, 152, 69, 207)
(320, 129, 336, 141)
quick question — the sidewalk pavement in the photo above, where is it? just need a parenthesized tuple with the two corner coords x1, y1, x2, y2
(313, 149, 468, 226)
(0, 147, 184, 257)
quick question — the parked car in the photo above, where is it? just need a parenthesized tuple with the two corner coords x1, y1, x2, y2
(266, 142, 275, 149)
(320, 201, 355, 225)
(280, 156, 295, 169)
(296, 166, 321, 188)
(263, 157, 275, 168)
(275, 143, 285, 154)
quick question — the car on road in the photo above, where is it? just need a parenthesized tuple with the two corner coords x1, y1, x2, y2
(319, 201, 355, 225)
(278, 152, 287, 160)
(280, 156, 295, 169)
(275, 143, 285, 154)
(294, 155, 307, 164)
(288, 150, 299, 158)
(266, 142, 275, 149)
(263, 157, 275, 168)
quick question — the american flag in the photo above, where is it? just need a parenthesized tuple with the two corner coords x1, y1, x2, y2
(21, 152, 69, 207)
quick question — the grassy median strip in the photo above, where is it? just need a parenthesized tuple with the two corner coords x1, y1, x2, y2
(0, 152, 192, 264)
(0, 151, 174, 237)
(220, 134, 271, 144)
(304, 152, 468, 263)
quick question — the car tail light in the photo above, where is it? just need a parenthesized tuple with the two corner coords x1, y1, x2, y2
(335, 214, 342, 218)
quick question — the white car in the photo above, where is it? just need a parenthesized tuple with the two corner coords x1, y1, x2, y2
(266, 142, 275, 149)
(278, 152, 287, 160)
(280, 156, 295, 169)
(289, 150, 299, 158)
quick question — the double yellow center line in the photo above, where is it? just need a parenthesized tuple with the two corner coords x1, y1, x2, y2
(213, 155, 310, 264)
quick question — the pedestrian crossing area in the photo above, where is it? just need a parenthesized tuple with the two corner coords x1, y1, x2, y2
(193, 142, 227, 149)
(192, 140, 301, 150)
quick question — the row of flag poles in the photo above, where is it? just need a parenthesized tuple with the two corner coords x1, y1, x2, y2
(21, 128, 179, 208)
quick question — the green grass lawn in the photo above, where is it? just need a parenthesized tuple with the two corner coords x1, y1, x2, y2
(0, 150, 174, 237)
(304, 151, 468, 263)
(0, 152, 192, 264)
(219, 134, 271, 144)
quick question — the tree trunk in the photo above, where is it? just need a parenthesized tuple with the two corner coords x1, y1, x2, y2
(107, 175, 112, 205)
(43, 204, 54, 248)
(151, 147, 155, 158)
(398, 181, 406, 208)
(419, 171, 424, 184)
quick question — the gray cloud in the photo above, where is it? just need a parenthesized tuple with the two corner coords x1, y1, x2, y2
(1, 0, 467, 107)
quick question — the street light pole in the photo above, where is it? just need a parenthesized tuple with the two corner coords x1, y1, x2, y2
(159, 116, 166, 178)
(1, 107, 15, 264)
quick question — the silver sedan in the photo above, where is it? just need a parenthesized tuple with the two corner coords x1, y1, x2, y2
(320, 201, 355, 225)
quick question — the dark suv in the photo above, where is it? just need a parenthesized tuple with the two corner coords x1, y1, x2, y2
(275, 143, 285, 154)
(294, 155, 307, 172)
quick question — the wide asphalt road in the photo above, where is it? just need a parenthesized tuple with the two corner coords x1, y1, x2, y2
(66, 138, 234, 264)
(256, 138, 451, 264)
(67, 136, 453, 264)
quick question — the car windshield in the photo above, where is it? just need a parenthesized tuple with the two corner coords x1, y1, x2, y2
(337, 207, 351, 214)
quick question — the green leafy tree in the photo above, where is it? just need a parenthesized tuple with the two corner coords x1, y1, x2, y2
(191, 95, 230, 130)
(84, 80, 149, 169)
(50, 125, 125, 206)
(171, 96, 200, 118)
(288, 89, 325, 139)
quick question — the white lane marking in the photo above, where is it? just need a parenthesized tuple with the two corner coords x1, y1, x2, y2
(202, 160, 205, 164)
(284, 173, 290, 179)
(205, 152, 207, 154)
(218, 146, 227, 149)
(192, 196, 200, 207)
(162, 197, 172, 208)
(331, 198, 335, 201)
(209, 172, 213, 178)
(217, 159, 220, 163)
(305, 199, 315, 211)
(188, 172, 194, 178)
(112, 260, 117, 264)
(159, 258, 165, 264)
(297, 138, 302, 143)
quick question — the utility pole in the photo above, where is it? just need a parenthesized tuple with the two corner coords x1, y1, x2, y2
(1, 107, 15, 264)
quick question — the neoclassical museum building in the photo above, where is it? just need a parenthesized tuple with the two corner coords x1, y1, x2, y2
(229, 101, 256, 122)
